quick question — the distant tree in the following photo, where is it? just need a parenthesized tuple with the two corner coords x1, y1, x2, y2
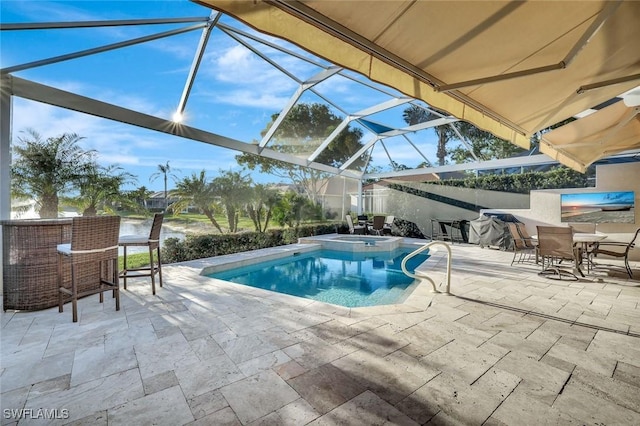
(246, 184, 281, 232)
(170, 170, 223, 233)
(272, 191, 321, 228)
(390, 161, 412, 171)
(125, 186, 154, 213)
(63, 164, 137, 216)
(403, 105, 526, 165)
(210, 170, 253, 233)
(236, 103, 364, 206)
(150, 161, 180, 212)
(11, 129, 95, 218)
(448, 122, 525, 163)
(448, 117, 576, 164)
(402, 105, 452, 166)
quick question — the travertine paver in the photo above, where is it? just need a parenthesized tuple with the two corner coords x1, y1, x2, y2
(220, 370, 299, 424)
(307, 391, 418, 426)
(287, 364, 366, 414)
(1, 240, 638, 425)
(107, 386, 194, 426)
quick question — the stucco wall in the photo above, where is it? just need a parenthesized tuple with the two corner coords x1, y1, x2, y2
(378, 181, 530, 238)
(480, 162, 640, 260)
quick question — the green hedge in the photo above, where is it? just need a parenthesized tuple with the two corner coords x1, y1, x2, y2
(162, 224, 338, 263)
(426, 167, 592, 194)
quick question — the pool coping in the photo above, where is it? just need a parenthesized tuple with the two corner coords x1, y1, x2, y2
(299, 234, 404, 252)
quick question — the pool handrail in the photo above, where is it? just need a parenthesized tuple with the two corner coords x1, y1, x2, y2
(401, 241, 452, 294)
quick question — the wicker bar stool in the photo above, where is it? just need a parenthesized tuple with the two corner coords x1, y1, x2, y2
(118, 213, 164, 295)
(57, 216, 121, 323)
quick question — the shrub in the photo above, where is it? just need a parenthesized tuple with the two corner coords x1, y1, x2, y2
(161, 224, 337, 263)
(425, 166, 592, 194)
(391, 218, 426, 239)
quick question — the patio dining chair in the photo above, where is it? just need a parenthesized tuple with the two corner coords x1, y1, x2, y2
(345, 215, 366, 235)
(568, 222, 596, 234)
(57, 215, 121, 323)
(369, 215, 385, 235)
(383, 215, 394, 235)
(516, 223, 539, 262)
(507, 222, 536, 265)
(118, 213, 164, 295)
(536, 225, 584, 280)
(592, 227, 640, 278)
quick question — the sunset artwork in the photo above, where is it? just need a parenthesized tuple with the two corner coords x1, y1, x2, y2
(561, 191, 635, 223)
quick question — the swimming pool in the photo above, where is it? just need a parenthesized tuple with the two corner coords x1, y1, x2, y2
(206, 248, 430, 308)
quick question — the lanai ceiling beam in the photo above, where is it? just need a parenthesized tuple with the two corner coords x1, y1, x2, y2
(258, 67, 341, 149)
(0, 17, 209, 31)
(307, 97, 413, 163)
(7, 76, 362, 179)
(1, 23, 208, 74)
(339, 136, 379, 171)
(175, 11, 222, 120)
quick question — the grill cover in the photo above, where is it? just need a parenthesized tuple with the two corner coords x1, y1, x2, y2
(469, 216, 512, 250)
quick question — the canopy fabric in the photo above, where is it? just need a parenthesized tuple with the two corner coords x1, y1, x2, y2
(196, 0, 640, 167)
(540, 101, 640, 173)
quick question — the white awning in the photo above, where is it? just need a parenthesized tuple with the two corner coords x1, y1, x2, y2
(197, 0, 640, 169)
(540, 101, 640, 173)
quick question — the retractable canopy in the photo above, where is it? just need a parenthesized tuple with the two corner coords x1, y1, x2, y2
(196, 0, 640, 164)
(540, 101, 640, 173)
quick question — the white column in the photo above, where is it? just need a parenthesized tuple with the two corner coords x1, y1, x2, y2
(0, 75, 11, 220)
(0, 75, 13, 297)
(357, 180, 363, 214)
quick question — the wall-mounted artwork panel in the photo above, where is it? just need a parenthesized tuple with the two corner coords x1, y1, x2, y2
(561, 191, 635, 223)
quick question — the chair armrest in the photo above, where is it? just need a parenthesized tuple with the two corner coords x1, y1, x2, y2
(596, 242, 629, 248)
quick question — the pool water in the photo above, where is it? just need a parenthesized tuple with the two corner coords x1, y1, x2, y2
(207, 248, 430, 308)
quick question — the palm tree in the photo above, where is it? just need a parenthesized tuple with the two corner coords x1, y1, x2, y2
(125, 185, 154, 213)
(402, 105, 452, 166)
(246, 184, 281, 232)
(63, 164, 137, 216)
(11, 129, 96, 218)
(210, 170, 253, 233)
(149, 161, 180, 212)
(170, 170, 223, 233)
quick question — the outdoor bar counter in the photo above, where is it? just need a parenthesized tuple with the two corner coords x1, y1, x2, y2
(2, 218, 73, 311)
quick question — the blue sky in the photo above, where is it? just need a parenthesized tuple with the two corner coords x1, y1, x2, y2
(561, 191, 635, 207)
(1, 0, 440, 192)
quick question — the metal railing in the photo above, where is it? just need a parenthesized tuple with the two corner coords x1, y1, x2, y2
(401, 241, 452, 294)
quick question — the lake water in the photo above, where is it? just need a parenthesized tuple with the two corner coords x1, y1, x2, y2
(119, 219, 185, 255)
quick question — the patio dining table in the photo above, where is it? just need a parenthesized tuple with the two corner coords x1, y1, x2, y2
(572, 232, 609, 272)
(531, 232, 608, 273)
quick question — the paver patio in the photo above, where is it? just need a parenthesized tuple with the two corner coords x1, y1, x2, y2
(1, 240, 639, 425)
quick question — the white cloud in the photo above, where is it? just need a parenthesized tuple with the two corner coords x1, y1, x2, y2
(213, 90, 290, 109)
(11, 99, 148, 166)
(197, 45, 302, 110)
(215, 45, 297, 89)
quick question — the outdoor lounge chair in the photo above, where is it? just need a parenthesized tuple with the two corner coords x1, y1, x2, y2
(57, 215, 121, 322)
(118, 213, 164, 295)
(345, 215, 366, 235)
(592, 227, 640, 278)
(536, 225, 584, 280)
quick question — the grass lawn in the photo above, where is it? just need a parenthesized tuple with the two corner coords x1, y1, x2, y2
(120, 211, 338, 235)
(118, 252, 153, 271)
